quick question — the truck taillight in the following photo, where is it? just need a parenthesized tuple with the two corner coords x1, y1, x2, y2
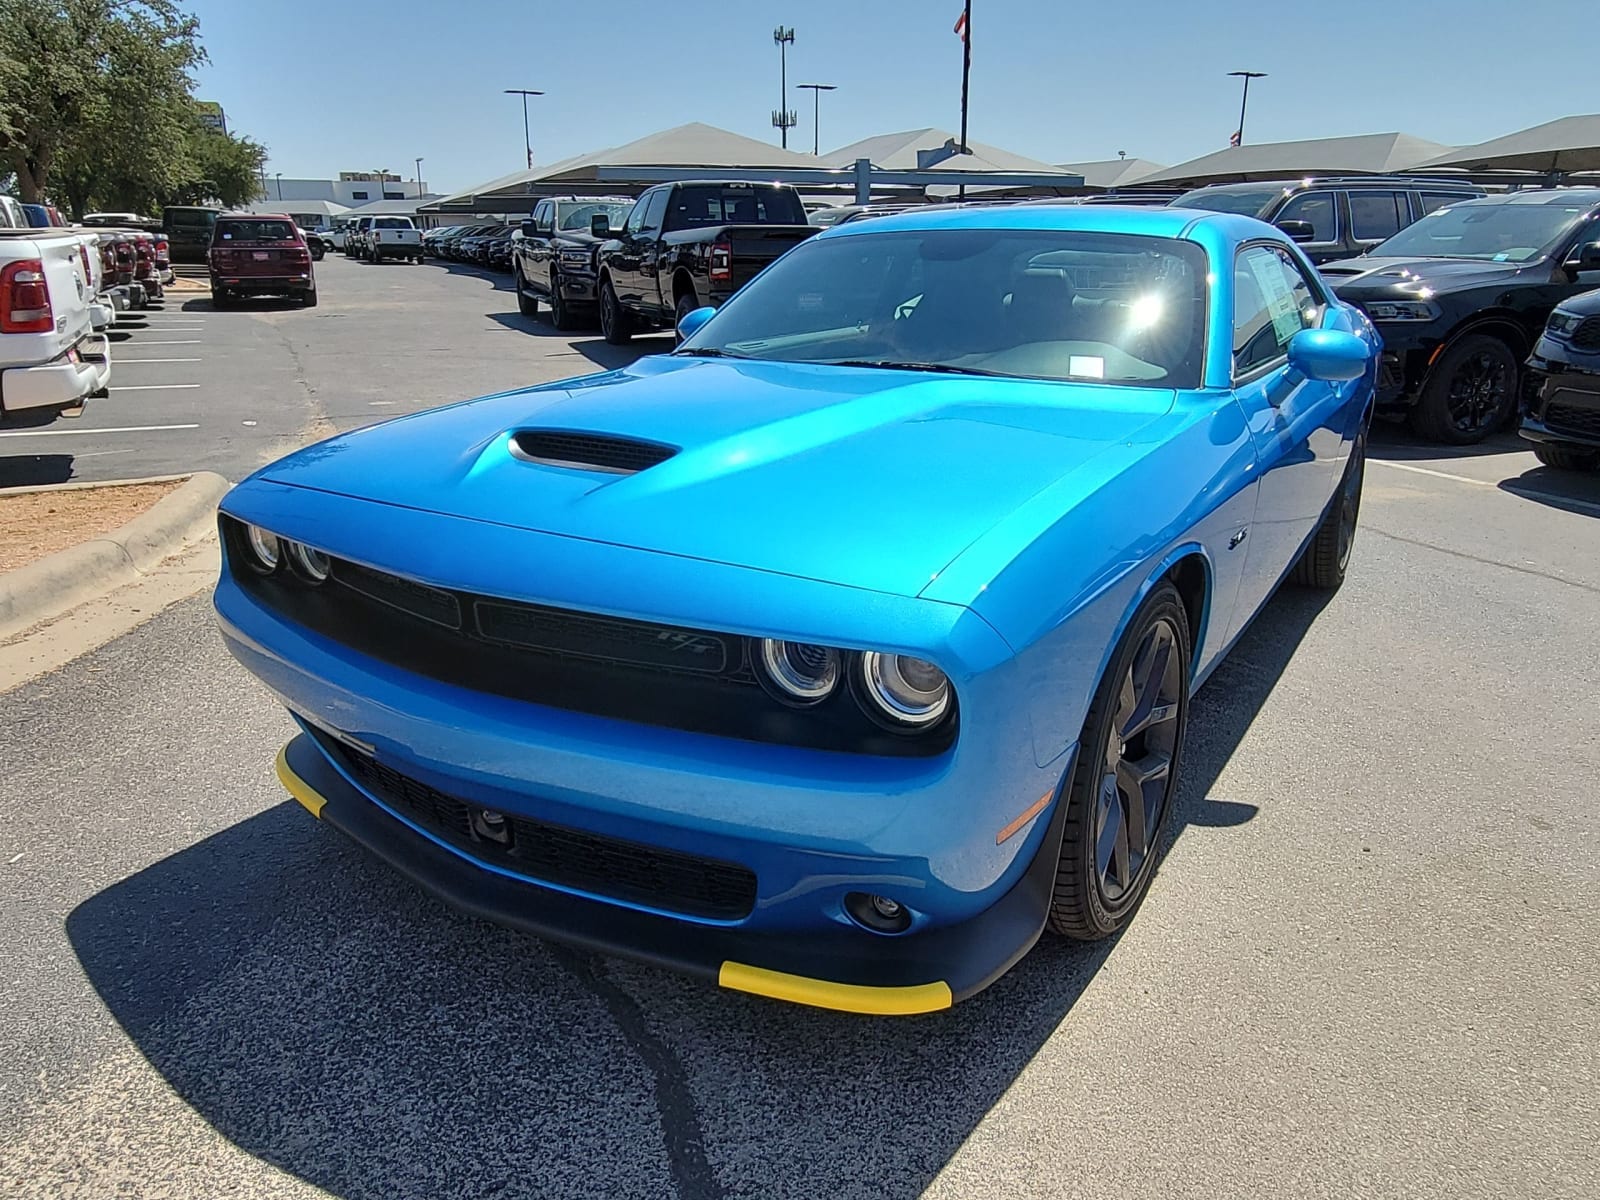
(709, 238, 732, 284)
(78, 244, 92, 279)
(155, 238, 169, 255)
(0, 259, 54, 333)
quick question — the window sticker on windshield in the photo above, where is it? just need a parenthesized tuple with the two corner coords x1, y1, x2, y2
(221, 232, 232, 239)
(1069, 355, 1105, 379)
(1246, 254, 1303, 344)
(1493, 252, 1510, 262)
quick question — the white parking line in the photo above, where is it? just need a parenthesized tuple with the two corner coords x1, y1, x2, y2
(1372, 457, 1600, 515)
(118, 358, 202, 364)
(109, 384, 200, 392)
(127, 340, 202, 345)
(1371, 460, 1491, 487)
(0, 423, 199, 438)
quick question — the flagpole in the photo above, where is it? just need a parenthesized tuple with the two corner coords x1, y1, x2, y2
(957, 0, 971, 199)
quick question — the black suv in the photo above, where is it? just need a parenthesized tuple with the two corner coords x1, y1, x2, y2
(1521, 287, 1600, 472)
(1169, 177, 1485, 264)
(1322, 189, 1600, 443)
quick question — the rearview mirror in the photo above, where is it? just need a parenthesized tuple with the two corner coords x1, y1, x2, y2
(1287, 328, 1371, 382)
(590, 214, 611, 238)
(1275, 219, 1316, 243)
(676, 305, 715, 342)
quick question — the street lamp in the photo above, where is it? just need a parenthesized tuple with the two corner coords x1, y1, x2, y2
(771, 27, 796, 149)
(504, 89, 544, 169)
(797, 83, 836, 157)
(1227, 71, 1267, 146)
(274, 171, 282, 200)
(414, 157, 424, 198)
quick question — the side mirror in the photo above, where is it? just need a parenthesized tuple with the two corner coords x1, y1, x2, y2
(1287, 328, 1371, 382)
(1565, 240, 1600, 271)
(1275, 219, 1316, 243)
(676, 304, 716, 342)
(520, 221, 535, 238)
(590, 213, 611, 238)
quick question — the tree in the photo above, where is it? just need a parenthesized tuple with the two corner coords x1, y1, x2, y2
(0, 0, 203, 204)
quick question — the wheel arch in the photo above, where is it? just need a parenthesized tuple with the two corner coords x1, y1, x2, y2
(1432, 312, 1533, 370)
(671, 268, 699, 306)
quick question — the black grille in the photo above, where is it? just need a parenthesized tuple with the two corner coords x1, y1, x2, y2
(475, 600, 731, 676)
(332, 559, 462, 628)
(510, 430, 677, 474)
(1545, 397, 1600, 439)
(1571, 317, 1600, 351)
(334, 741, 757, 920)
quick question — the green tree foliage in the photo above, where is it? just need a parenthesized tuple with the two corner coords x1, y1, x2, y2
(0, 1, 265, 215)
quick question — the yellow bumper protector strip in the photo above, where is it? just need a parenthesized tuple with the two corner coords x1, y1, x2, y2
(718, 961, 952, 1015)
(276, 744, 327, 819)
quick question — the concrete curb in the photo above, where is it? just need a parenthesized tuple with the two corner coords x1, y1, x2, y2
(0, 471, 231, 642)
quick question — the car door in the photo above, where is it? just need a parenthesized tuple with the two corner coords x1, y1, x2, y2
(1227, 242, 1350, 639)
(608, 188, 658, 304)
(632, 187, 672, 312)
(525, 201, 553, 295)
(1346, 188, 1411, 257)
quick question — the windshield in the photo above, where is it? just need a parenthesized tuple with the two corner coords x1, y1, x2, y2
(213, 219, 297, 242)
(1372, 199, 1592, 263)
(165, 207, 218, 229)
(1169, 188, 1281, 218)
(558, 202, 630, 232)
(679, 227, 1209, 389)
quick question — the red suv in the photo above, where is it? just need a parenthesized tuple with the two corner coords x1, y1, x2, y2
(208, 214, 317, 307)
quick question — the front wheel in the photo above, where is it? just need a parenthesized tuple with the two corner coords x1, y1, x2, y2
(1292, 424, 1366, 590)
(516, 268, 537, 317)
(549, 272, 575, 331)
(599, 278, 633, 345)
(1047, 581, 1191, 941)
(1412, 334, 1519, 444)
(1532, 441, 1600, 472)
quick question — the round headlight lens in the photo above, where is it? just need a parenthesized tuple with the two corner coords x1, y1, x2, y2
(244, 524, 281, 573)
(757, 638, 841, 705)
(285, 540, 331, 583)
(859, 652, 951, 727)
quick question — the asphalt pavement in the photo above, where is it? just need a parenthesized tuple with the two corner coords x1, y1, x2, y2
(1, 259, 1597, 1199)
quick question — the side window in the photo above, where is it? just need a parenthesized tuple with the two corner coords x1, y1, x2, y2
(635, 189, 669, 233)
(1419, 191, 1465, 216)
(1276, 192, 1337, 242)
(533, 201, 552, 234)
(1233, 245, 1323, 376)
(1349, 190, 1409, 242)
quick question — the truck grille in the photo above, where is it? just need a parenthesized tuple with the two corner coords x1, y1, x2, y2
(1570, 317, 1600, 352)
(1545, 396, 1600, 440)
(333, 741, 758, 921)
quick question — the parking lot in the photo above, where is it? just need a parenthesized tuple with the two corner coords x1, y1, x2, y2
(2, 256, 1599, 1199)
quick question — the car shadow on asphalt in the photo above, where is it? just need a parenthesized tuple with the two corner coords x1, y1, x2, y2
(1498, 465, 1600, 516)
(65, 587, 1330, 1200)
(0, 452, 75, 488)
(485, 310, 662, 373)
(1366, 425, 1526, 461)
(426, 260, 518, 293)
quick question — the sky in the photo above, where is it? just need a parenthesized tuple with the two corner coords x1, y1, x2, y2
(184, 0, 1597, 195)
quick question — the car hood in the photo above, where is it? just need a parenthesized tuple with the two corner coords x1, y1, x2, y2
(1320, 255, 1531, 298)
(258, 357, 1174, 599)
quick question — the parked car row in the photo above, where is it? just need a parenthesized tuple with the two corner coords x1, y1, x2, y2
(342, 215, 424, 264)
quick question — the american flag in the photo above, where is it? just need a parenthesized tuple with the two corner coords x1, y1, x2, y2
(953, 10, 968, 41)
(1229, 129, 1242, 148)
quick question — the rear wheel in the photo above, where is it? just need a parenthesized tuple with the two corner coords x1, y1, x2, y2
(1292, 424, 1366, 590)
(1411, 334, 1518, 444)
(1047, 582, 1191, 941)
(301, 288, 318, 308)
(674, 291, 698, 345)
(516, 267, 538, 317)
(549, 272, 575, 330)
(599, 277, 633, 345)
(1532, 442, 1600, 472)
(212, 288, 231, 308)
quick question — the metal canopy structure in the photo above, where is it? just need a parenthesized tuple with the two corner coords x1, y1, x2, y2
(1414, 115, 1600, 179)
(1058, 157, 1168, 191)
(421, 122, 1085, 215)
(1140, 132, 1457, 186)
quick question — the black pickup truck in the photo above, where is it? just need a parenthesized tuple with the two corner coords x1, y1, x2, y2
(512, 195, 634, 330)
(593, 181, 818, 344)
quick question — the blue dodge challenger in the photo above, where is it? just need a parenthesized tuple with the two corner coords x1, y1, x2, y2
(215, 205, 1378, 1014)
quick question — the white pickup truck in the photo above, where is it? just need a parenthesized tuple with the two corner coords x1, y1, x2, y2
(0, 225, 111, 426)
(362, 216, 423, 263)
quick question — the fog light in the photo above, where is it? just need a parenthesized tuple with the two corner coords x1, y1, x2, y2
(845, 891, 912, 934)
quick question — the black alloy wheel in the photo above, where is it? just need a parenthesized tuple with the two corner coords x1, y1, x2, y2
(674, 292, 698, 346)
(1414, 334, 1518, 444)
(549, 272, 574, 331)
(516, 267, 537, 317)
(1048, 582, 1190, 940)
(599, 278, 632, 345)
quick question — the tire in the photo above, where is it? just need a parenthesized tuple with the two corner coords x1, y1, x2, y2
(1532, 441, 1600, 472)
(1292, 424, 1366, 590)
(549, 272, 575, 330)
(1411, 333, 1519, 445)
(599, 277, 633, 345)
(212, 288, 231, 308)
(301, 288, 318, 308)
(1047, 581, 1191, 941)
(674, 291, 698, 345)
(516, 268, 538, 317)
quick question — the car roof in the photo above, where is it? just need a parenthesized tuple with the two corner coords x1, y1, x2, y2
(818, 203, 1223, 241)
(1449, 188, 1600, 207)
(219, 212, 293, 220)
(1184, 177, 1483, 194)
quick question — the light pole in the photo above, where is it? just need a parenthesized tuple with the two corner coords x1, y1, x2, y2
(771, 27, 796, 149)
(1227, 71, 1266, 146)
(504, 89, 543, 169)
(414, 157, 424, 198)
(797, 83, 835, 156)
(274, 172, 282, 200)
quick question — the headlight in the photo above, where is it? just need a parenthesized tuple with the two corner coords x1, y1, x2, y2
(243, 524, 282, 573)
(1547, 310, 1581, 337)
(558, 248, 593, 269)
(285, 540, 331, 583)
(858, 652, 951, 728)
(1364, 300, 1440, 323)
(756, 639, 841, 705)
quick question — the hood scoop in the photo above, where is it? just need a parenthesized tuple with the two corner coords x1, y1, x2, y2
(509, 429, 678, 475)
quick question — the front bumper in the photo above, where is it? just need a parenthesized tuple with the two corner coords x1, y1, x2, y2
(0, 334, 110, 417)
(277, 729, 1069, 1013)
(557, 274, 599, 305)
(1365, 323, 1439, 408)
(1522, 353, 1600, 450)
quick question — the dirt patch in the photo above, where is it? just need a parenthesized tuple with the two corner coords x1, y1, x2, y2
(0, 481, 184, 572)
(166, 277, 209, 293)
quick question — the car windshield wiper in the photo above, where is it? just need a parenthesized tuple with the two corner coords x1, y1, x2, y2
(672, 347, 748, 359)
(823, 359, 1009, 377)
